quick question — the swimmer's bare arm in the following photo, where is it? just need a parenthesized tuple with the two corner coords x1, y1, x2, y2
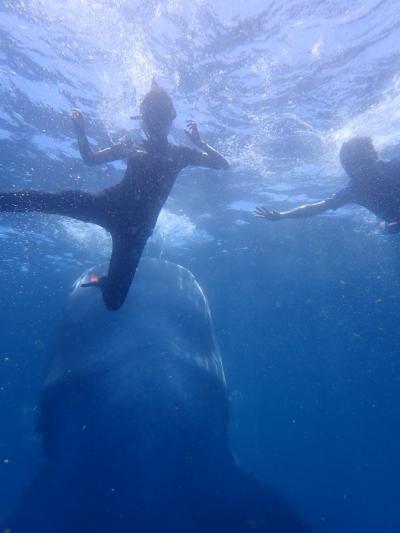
(71, 109, 132, 166)
(184, 120, 230, 170)
(255, 200, 337, 220)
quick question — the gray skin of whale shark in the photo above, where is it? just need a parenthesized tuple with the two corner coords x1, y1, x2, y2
(4, 258, 312, 533)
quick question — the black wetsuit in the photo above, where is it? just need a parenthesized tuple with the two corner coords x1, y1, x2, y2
(327, 159, 400, 224)
(0, 141, 221, 310)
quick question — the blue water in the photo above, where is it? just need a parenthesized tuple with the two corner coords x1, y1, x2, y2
(1, 1, 400, 531)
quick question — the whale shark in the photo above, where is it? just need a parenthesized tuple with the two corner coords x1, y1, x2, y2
(4, 258, 312, 532)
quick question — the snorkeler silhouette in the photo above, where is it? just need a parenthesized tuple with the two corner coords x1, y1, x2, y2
(0, 81, 229, 310)
(255, 137, 400, 232)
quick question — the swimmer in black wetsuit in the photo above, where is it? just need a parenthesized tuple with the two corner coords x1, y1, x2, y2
(255, 137, 400, 233)
(0, 82, 229, 310)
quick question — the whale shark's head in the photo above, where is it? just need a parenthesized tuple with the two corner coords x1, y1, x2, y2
(40, 258, 229, 465)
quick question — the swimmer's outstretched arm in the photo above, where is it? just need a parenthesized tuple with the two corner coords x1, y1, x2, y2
(184, 120, 230, 170)
(255, 200, 333, 220)
(71, 109, 132, 166)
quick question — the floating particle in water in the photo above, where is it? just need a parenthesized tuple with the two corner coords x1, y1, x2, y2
(3, 458, 11, 465)
(34, 339, 45, 349)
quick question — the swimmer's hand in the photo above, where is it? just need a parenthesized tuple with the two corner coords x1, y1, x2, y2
(254, 206, 282, 220)
(184, 119, 204, 148)
(71, 108, 85, 131)
(386, 220, 400, 234)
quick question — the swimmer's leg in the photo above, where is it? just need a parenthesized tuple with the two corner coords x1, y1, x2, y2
(0, 190, 102, 224)
(85, 232, 148, 311)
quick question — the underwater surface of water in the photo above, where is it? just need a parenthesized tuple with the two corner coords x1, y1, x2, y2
(1, 1, 400, 531)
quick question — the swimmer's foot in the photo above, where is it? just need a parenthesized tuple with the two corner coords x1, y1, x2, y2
(81, 274, 107, 289)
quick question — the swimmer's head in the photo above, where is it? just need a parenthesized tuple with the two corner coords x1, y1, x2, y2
(139, 80, 176, 139)
(339, 137, 379, 179)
